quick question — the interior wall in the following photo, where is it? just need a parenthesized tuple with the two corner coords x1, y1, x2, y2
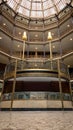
(3, 81, 70, 93)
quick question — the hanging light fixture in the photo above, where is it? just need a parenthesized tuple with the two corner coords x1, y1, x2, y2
(47, 32, 52, 40)
(22, 31, 27, 59)
(22, 31, 27, 41)
(48, 31, 53, 70)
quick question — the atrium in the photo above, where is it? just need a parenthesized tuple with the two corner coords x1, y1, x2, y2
(0, 0, 73, 111)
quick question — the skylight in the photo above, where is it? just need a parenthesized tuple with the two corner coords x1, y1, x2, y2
(6, 0, 71, 18)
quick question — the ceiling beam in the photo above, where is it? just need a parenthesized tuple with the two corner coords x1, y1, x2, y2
(0, 0, 7, 6)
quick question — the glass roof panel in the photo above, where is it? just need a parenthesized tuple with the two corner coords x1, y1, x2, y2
(44, 10, 50, 17)
(20, 0, 31, 9)
(6, 0, 71, 18)
(57, 1, 66, 11)
(31, 11, 43, 18)
(50, 7, 57, 15)
(43, 1, 53, 10)
(33, 0, 41, 1)
(32, 2, 42, 10)
(8, 1, 18, 10)
(53, 0, 60, 4)
(18, 7, 30, 17)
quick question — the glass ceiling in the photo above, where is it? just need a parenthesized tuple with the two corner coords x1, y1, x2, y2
(6, 0, 71, 18)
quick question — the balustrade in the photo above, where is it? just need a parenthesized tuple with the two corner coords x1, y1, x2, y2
(5, 59, 68, 77)
(2, 92, 71, 101)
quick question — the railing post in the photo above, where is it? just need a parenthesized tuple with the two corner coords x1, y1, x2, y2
(57, 59, 64, 109)
(11, 60, 17, 110)
(68, 68, 73, 107)
(69, 81, 73, 107)
(23, 41, 25, 59)
(0, 65, 7, 109)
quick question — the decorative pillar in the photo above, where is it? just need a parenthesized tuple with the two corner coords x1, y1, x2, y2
(43, 44, 46, 58)
(10, 24, 15, 57)
(48, 32, 53, 59)
(58, 25, 63, 58)
(57, 59, 64, 109)
(0, 66, 7, 106)
(22, 31, 27, 59)
(27, 44, 29, 58)
(35, 47, 38, 58)
(11, 60, 17, 110)
(69, 80, 73, 106)
(48, 32, 53, 69)
(68, 68, 73, 106)
(22, 41, 25, 59)
(10, 38, 13, 56)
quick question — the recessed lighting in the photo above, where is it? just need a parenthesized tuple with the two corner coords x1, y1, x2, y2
(0, 37, 2, 39)
(19, 32, 21, 35)
(68, 65, 70, 68)
(3, 23, 6, 26)
(70, 38, 72, 41)
(18, 45, 20, 47)
(35, 64, 37, 67)
(35, 34, 38, 37)
(35, 47, 37, 50)
(67, 24, 70, 27)
(53, 46, 55, 49)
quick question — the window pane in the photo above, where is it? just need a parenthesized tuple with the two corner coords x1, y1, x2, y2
(20, 0, 31, 9)
(32, 3, 42, 10)
(57, 1, 65, 11)
(7, 0, 71, 18)
(43, 0, 53, 10)
(18, 7, 29, 17)
(31, 11, 43, 18)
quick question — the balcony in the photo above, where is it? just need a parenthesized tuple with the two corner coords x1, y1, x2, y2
(4, 59, 69, 80)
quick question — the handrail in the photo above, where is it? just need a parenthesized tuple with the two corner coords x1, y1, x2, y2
(2, 92, 71, 101)
(4, 59, 69, 77)
(0, 48, 73, 61)
(0, 21, 73, 43)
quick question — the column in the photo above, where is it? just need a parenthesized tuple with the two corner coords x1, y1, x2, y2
(48, 32, 53, 70)
(43, 44, 45, 58)
(11, 60, 17, 109)
(57, 59, 64, 109)
(22, 31, 27, 59)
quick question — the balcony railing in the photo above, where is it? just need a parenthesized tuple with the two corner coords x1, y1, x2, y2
(0, 21, 73, 43)
(2, 92, 71, 101)
(5, 59, 69, 77)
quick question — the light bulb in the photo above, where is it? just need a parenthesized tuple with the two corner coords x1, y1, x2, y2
(48, 32, 52, 40)
(22, 31, 27, 40)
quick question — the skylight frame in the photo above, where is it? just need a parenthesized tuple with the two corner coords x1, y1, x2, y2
(6, 0, 71, 18)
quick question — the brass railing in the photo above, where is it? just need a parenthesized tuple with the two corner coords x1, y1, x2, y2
(5, 59, 69, 76)
(2, 92, 71, 101)
(0, 21, 73, 42)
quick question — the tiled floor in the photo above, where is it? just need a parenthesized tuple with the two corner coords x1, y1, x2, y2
(0, 111, 73, 130)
